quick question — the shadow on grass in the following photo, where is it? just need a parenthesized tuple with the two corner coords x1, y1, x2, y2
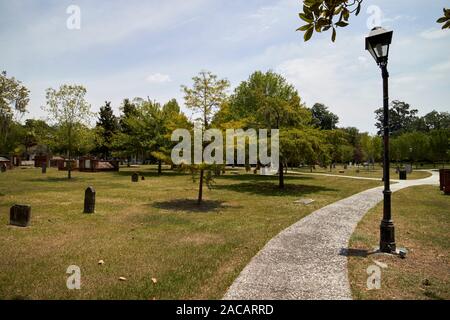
(152, 199, 237, 213)
(25, 176, 91, 183)
(339, 248, 378, 257)
(213, 181, 336, 197)
(115, 169, 186, 178)
(216, 173, 313, 182)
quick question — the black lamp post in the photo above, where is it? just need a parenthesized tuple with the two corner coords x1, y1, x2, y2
(365, 27, 396, 253)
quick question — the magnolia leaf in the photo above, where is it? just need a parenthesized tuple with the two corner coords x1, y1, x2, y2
(304, 27, 314, 41)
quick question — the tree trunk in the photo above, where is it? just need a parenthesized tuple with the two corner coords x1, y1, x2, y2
(158, 160, 162, 175)
(68, 126, 72, 180)
(198, 169, 204, 204)
(279, 157, 284, 189)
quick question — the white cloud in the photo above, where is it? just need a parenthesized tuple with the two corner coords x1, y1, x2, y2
(146, 73, 171, 83)
(419, 28, 450, 40)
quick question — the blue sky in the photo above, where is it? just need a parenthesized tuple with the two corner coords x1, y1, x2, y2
(1, 0, 449, 133)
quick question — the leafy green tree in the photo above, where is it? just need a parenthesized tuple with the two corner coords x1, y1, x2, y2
(43, 84, 92, 179)
(324, 129, 349, 170)
(374, 100, 418, 136)
(0, 71, 29, 154)
(226, 70, 311, 188)
(95, 101, 119, 159)
(422, 111, 450, 131)
(281, 128, 328, 171)
(310, 103, 339, 130)
(429, 129, 450, 167)
(297, 1, 449, 42)
(181, 71, 230, 203)
(360, 134, 382, 169)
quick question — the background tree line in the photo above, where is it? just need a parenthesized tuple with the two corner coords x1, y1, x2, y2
(1, 70, 449, 181)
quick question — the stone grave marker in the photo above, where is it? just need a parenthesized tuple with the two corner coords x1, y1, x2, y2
(10, 204, 31, 227)
(132, 172, 139, 182)
(405, 164, 413, 174)
(84, 186, 96, 214)
(42, 163, 47, 174)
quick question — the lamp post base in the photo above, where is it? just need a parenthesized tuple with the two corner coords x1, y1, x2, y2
(380, 220, 396, 253)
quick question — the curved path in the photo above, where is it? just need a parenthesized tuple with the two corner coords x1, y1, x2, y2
(224, 171, 439, 300)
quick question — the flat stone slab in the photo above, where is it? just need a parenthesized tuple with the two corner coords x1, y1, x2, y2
(224, 171, 438, 300)
(293, 198, 315, 205)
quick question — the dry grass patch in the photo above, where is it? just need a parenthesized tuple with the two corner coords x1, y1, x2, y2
(348, 185, 450, 300)
(0, 165, 381, 299)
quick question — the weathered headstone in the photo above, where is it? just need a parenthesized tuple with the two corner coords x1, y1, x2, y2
(10, 204, 31, 227)
(405, 164, 413, 174)
(84, 186, 96, 214)
(42, 163, 47, 174)
(132, 173, 139, 182)
(1, 164, 6, 173)
(141, 176, 145, 181)
(344, 164, 348, 170)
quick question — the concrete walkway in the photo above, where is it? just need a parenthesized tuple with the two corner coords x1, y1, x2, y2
(224, 171, 439, 300)
(287, 170, 393, 181)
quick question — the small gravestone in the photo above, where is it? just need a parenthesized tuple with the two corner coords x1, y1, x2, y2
(344, 164, 348, 170)
(1, 164, 6, 173)
(84, 186, 96, 214)
(405, 164, 413, 174)
(141, 176, 145, 181)
(132, 173, 139, 182)
(10, 204, 31, 227)
(42, 163, 47, 174)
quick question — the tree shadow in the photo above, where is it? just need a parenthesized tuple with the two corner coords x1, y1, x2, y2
(25, 176, 90, 183)
(115, 170, 186, 178)
(152, 199, 239, 213)
(339, 248, 377, 257)
(216, 173, 313, 182)
(213, 181, 335, 197)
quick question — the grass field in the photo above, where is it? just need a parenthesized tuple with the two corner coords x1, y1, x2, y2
(0, 166, 382, 299)
(294, 164, 431, 180)
(348, 185, 450, 300)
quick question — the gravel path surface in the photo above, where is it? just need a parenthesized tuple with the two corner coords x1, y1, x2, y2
(224, 171, 439, 300)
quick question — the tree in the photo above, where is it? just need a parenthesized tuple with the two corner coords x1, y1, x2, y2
(429, 129, 450, 167)
(422, 111, 450, 131)
(227, 71, 311, 188)
(280, 128, 328, 171)
(43, 85, 92, 179)
(324, 129, 349, 170)
(310, 103, 339, 130)
(374, 100, 418, 136)
(297, 1, 449, 42)
(181, 71, 230, 203)
(95, 101, 118, 159)
(0, 71, 29, 154)
(360, 134, 382, 169)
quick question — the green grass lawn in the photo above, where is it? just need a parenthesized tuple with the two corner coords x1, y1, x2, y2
(0, 166, 381, 300)
(294, 164, 432, 180)
(348, 185, 450, 300)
